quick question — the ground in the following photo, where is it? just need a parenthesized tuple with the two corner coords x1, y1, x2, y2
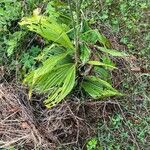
(0, 0, 149, 150)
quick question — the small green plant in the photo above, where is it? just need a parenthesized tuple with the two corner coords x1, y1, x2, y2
(20, 46, 41, 71)
(5, 31, 25, 56)
(19, 1, 126, 108)
(97, 112, 150, 149)
(86, 137, 103, 150)
(87, 138, 97, 150)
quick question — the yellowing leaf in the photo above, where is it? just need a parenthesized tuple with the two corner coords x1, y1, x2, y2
(19, 15, 74, 50)
(33, 8, 41, 16)
(44, 64, 76, 108)
(96, 46, 127, 57)
(88, 61, 117, 69)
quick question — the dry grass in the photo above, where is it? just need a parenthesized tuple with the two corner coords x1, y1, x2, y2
(0, 84, 46, 149)
(0, 83, 117, 149)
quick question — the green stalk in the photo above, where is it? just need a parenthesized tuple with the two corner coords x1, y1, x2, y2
(68, 0, 81, 65)
(75, 0, 80, 64)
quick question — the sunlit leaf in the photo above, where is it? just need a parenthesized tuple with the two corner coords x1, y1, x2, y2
(82, 76, 122, 99)
(44, 64, 76, 108)
(19, 15, 74, 50)
(96, 46, 127, 57)
(88, 61, 117, 69)
(24, 52, 68, 85)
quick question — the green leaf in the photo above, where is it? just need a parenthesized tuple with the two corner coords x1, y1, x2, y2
(23, 52, 68, 86)
(95, 29, 111, 48)
(6, 31, 25, 56)
(19, 14, 74, 50)
(80, 43, 91, 64)
(81, 29, 111, 47)
(82, 81, 102, 98)
(94, 67, 111, 83)
(34, 63, 73, 92)
(88, 61, 117, 69)
(81, 30, 98, 44)
(24, 61, 76, 108)
(86, 76, 116, 90)
(81, 20, 91, 33)
(82, 76, 123, 99)
(96, 46, 127, 57)
(44, 64, 76, 108)
(100, 89, 123, 97)
(87, 138, 97, 150)
(46, 2, 60, 19)
(102, 55, 115, 66)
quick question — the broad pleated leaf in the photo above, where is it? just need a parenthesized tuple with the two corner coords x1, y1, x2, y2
(82, 76, 122, 99)
(82, 81, 102, 98)
(88, 61, 117, 69)
(96, 46, 127, 57)
(24, 62, 76, 108)
(44, 64, 76, 108)
(23, 52, 68, 86)
(33, 63, 73, 93)
(101, 55, 116, 68)
(86, 76, 116, 90)
(19, 14, 74, 50)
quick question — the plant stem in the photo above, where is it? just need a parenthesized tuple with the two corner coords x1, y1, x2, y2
(68, 0, 81, 65)
(75, 0, 81, 65)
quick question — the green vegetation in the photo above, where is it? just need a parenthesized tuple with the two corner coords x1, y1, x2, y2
(19, 3, 126, 108)
(0, 0, 149, 149)
(0, 0, 43, 79)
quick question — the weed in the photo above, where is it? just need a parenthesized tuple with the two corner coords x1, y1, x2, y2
(19, 1, 126, 108)
(86, 137, 103, 150)
(0, 0, 149, 149)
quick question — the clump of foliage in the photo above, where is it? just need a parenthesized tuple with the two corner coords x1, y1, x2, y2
(0, 0, 22, 64)
(0, 0, 45, 80)
(19, 1, 126, 108)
